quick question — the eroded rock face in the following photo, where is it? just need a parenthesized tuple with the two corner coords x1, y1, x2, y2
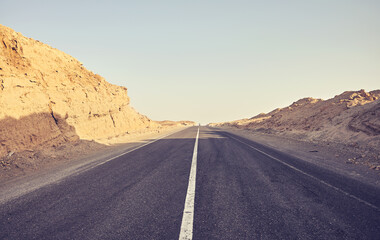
(0, 24, 160, 157)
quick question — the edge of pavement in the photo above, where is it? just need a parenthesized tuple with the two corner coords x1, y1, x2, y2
(0, 126, 191, 205)
(208, 126, 380, 189)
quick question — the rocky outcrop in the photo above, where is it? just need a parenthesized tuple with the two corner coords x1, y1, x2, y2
(210, 90, 380, 148)
(0, 24, 163, 157)
(348, 101, 380, 136)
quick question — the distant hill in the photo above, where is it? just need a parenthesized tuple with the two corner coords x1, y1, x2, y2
(210, 89, 380, 149)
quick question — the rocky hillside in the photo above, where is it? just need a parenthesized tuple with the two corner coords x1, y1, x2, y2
(210, 90, 380, 149)
(0, 24, 189, 158)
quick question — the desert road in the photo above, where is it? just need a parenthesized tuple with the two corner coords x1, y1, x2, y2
(1, 127, 379, 239)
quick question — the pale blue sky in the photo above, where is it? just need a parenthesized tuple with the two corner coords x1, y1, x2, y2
(1, 0, 379, 124)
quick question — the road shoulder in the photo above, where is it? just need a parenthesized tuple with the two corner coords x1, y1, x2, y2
(0, 127, 188, 205)
(210, 126, 380, 188)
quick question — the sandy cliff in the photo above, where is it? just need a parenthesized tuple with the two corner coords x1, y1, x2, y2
(0, 24, 188, 158)
(210, 90, 380, 150)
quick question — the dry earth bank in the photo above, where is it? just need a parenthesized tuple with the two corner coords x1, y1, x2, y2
(0, 24, 194, 180)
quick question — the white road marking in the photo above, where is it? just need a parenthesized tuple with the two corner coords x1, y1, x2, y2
(93, 129, 185, 168)
(62, 129, 190, 179)
(179, 128, 200, 240)
(228, 134, 380, 211)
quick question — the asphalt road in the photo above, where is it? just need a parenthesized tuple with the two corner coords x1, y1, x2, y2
(1, 126, 379, 239)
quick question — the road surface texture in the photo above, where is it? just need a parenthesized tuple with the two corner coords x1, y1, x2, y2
(0, 127, 379, 239)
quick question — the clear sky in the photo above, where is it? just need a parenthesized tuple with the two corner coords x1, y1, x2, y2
(1, 0, 379, 124)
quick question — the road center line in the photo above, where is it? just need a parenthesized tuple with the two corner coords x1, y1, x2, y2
(179, 127, 199, 240)
(228, 134, 379, 211)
